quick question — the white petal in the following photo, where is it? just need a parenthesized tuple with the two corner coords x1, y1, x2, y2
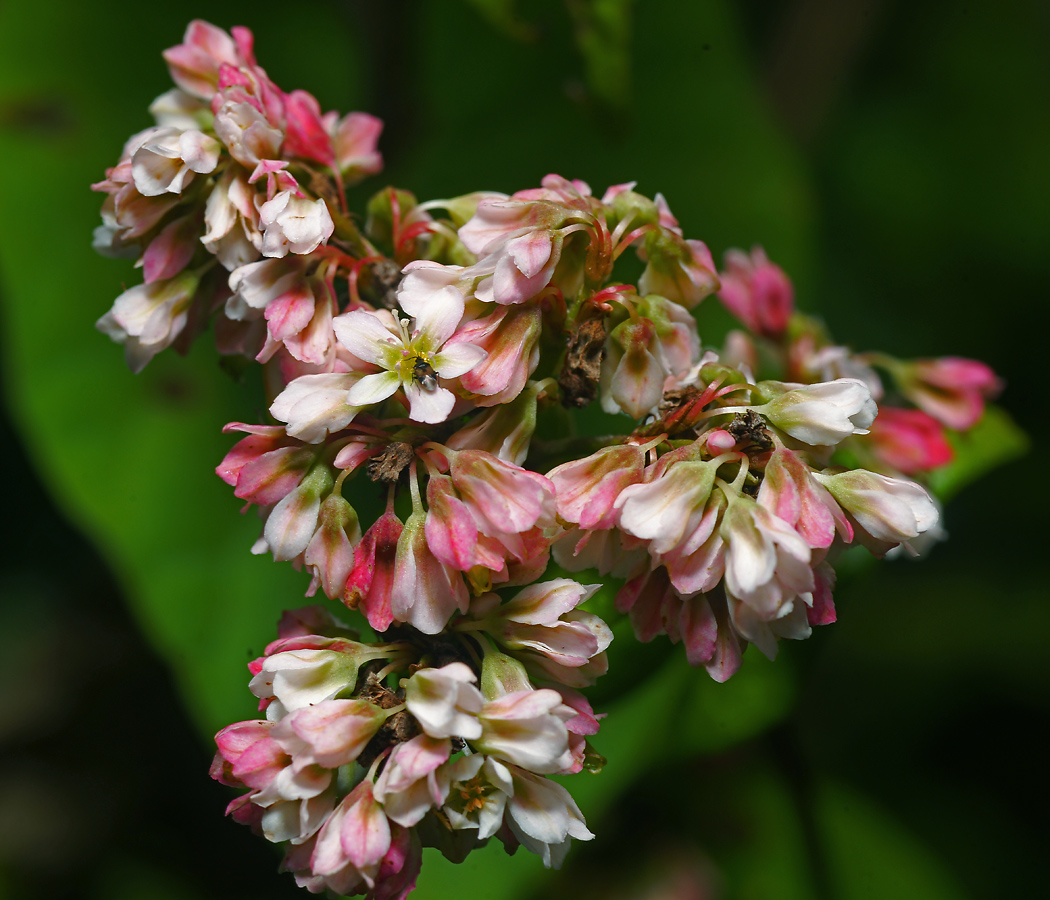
(405, 382, 457, 424)
(433, 342, 486, 379)
(334, 309, 402, 365)
(346, 370, 401, 407)
(411, 285, 465, 350)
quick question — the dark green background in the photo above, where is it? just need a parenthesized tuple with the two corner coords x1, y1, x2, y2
(0, 1, 1044, 898)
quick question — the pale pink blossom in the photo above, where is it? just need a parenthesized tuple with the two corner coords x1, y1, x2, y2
(658, 490, 727, 595)
(615, 456, 722, 556)
(130, 126, 221, 197)
(372, 735, 452, 827)
(447, 303, 542, 405)
(447, 449, 556, 539)
(311, 781, 390, 887)
(719, 493, 814, 621)
(334, 111, 384, 182)
(93, 149, 180, 244)
(216, 422, 313, 506)
(601, 316, 665, 418)
(303, 492, 361, 600)
(600, 295, 700, 418)
(269, 372, 369, 443)
(756, 448, 852, 549)
(390, 508, 470, 634)
(444, 380, 545, 466)
(475, 689, 576, 774)
(162, 20, 250, 99)
(502, 765, 593, 868)
(272, 699, 386, 769)
(210, 43, 286, 164)
(461, 581, 612, 678)
(258, 465, 333, 562)
(258, 191, 334, 258)
(202, 167, 261, 270)
(96, 270, 199, 372)
(442, 754, 511, 839)
(404, 663, 484, 740)
(140, 213, 199, 283)
(148, 88, 210, 130)
(249, 644, 368, 718)
(226, 257, 304, 320)
(422, 450, 554, 583)
(547, 442, 649, 530)
(638, 233, 719, 309)
(460, 176, 602, 305)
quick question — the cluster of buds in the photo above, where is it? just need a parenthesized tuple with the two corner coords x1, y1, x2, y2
(94, 20, 1002, 898)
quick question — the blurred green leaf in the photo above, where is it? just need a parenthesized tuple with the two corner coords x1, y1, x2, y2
(929, 404, 1028, 500)
(817, 780, 967, 900)
(460, 0, 537, 40)
(565, 0, 635, 110)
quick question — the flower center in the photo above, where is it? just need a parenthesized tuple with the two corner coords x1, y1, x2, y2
(454, 775, 490, 814)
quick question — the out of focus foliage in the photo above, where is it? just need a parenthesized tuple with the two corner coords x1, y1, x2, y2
(0, 1, 1044, 899)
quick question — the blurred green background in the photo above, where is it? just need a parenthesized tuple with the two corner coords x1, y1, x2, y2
(0, 1, 1045, 898)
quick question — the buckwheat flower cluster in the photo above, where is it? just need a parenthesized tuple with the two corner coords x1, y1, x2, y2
(93, 20, 381, 372)
(93, 18, 1002, 897)
(212, 603, 601, 894)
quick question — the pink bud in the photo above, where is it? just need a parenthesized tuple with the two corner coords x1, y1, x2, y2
(345, 509, 403, 632)
(141, 213, 199, 283)
(451, 304, 542, 405)
(282, 89, 336, 167)
(898, 356, 1002, 431)
(717, 246, 794, 338)
(867, 407, 953, 473)
(391, 511, 469, 635)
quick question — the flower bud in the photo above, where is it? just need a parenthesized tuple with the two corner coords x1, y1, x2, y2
(756, 378, 877, 446)
(812, 469, 938, 546)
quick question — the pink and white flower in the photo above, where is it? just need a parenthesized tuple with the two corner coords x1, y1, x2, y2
(404, 663, 484, 740)
(333, 293, 485, 424)
(812, 469, 939, 551)
(459, 580, 612, 685)
(130, 126, 221, 197)
(96, 269, 200, 372)
(502, 765, 594, 869)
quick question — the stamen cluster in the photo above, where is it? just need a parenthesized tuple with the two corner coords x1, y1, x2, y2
(92, 20, 1002, 898)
